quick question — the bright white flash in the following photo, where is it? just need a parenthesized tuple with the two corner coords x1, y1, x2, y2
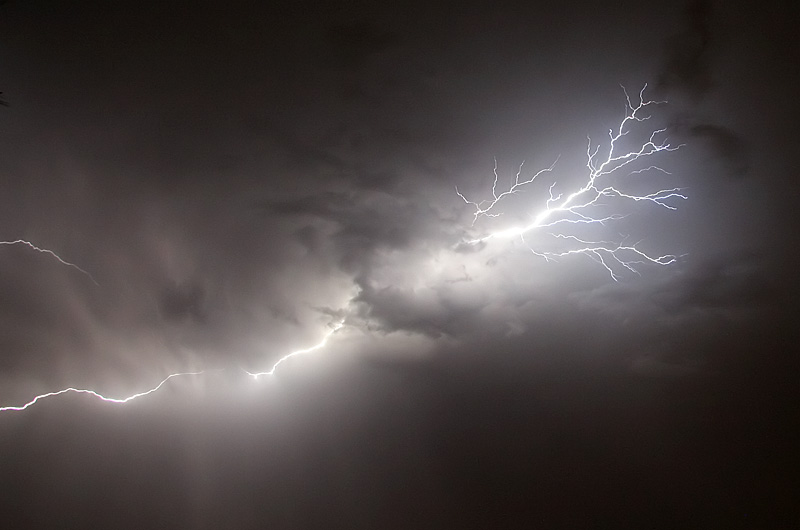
(1, 239, 99, 285)
(456, 85, 686, 280)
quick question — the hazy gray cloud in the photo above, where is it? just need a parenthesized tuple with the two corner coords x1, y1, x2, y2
(688, 123, 749, 177)
(658, 0, 714, 98)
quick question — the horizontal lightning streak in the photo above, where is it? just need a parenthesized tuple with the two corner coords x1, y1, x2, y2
(0, 322, 347, 413)
(0, 371, 206, 412)
(1, 239, 99, 285)
(2, 83, 683, 415)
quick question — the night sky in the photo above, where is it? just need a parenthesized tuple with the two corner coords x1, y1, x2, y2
(1, 0, 798, 528)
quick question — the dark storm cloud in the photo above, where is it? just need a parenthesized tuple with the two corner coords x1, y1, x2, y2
(352, 280, 482, 339)
(0, 0, 787, 381)
(656, 1, 751, 179)
(658, 0, 714, 98)
(578, 251, 785, 326)
(266, 130, 351, 175)
(261, 129, 403, 193)
(649, 251, 776, 313)
(687, 123, 749, 176)
(324, 21, 403, 69)
(2, 1, 798, 527)
(568, 247, 796, 380)
(268, 188, 455, 270)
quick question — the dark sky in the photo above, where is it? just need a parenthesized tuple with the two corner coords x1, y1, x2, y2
(1, 0, 798, 528)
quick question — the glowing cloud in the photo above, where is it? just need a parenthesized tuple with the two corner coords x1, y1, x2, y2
(0, 85, 686, 414)
(457, 85, 686, 280)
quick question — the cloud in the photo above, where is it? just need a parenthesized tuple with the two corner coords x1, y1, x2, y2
(158, 281, 207, 324)
(657, 0, 714, 98)
(656, 1, 750, 179)
(267, 187, 458, 273)
(668, 118, 750, 178)
(688, 123, 749, 177)
(648, 251, 777, 314)
(323, 21, 403, 70)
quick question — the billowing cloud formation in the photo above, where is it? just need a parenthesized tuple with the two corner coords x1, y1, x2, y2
(0, 0, 793, 393)
(0, 1, 797, 526)
(687, 123, 749, 177)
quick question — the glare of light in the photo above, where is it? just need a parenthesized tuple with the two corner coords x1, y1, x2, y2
(244, 321, 345, 380)
(456, 84, 686, 280)
(1, 84, 687, 415)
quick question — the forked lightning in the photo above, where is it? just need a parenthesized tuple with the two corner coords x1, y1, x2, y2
(1, 85, 685, 414)
(457, 85, 686, 280)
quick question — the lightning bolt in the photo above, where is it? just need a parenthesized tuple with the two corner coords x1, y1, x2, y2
(0, 322, 347, 413)
(0, 235, 345, 414)
(1, 239, 99, 285)
(1, 84, 685, 415)
(0, 371, 206, 412)
(245, 321, 345, 379)
(457, 84, 686, 280)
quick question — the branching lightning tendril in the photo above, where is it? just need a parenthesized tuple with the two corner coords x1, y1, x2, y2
(456, 85, 686, 280)
(0, 235, 346, 410)
(1, 85, 685, 414)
